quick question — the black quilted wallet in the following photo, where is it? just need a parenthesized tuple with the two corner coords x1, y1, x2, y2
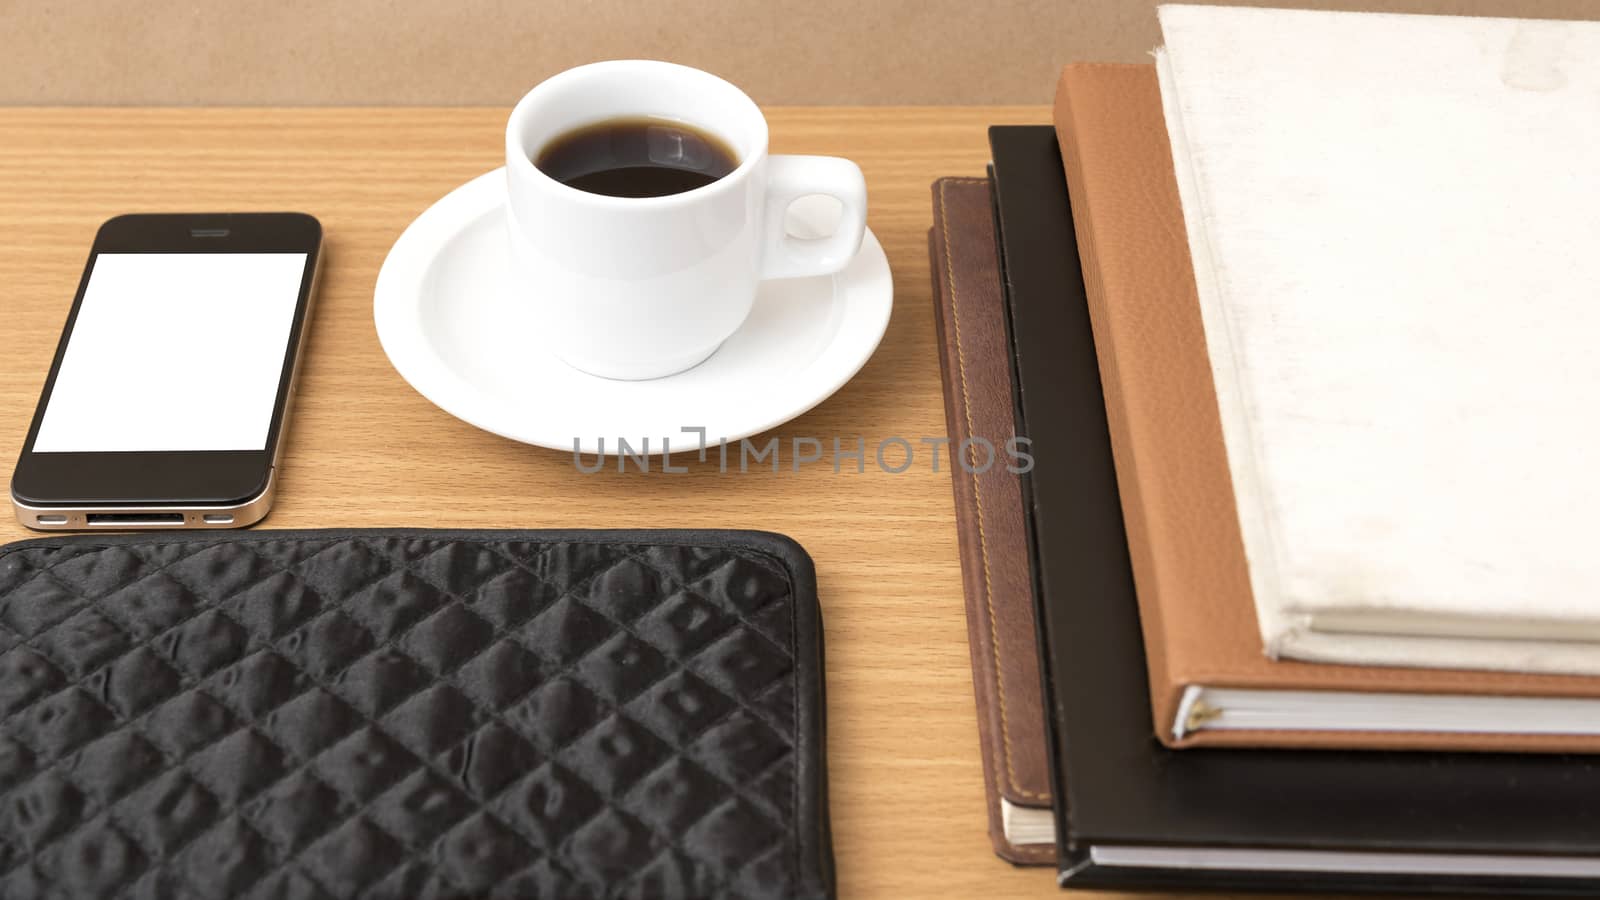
(0, 529, 832, 900)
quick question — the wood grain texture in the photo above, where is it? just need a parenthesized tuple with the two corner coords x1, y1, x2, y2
(0, 107, 1186, 899)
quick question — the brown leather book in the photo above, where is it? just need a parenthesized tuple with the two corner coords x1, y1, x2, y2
(1054, 63, 1600, 753)
(929, 176, 1053, 864)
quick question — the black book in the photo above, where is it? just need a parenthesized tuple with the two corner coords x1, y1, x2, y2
(988, 124, 1600, 896)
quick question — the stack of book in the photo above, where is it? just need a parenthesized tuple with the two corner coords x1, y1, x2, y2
(931, 5, 1600, 894)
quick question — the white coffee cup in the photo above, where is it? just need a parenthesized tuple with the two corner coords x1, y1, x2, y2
(504, 60, 868, 381)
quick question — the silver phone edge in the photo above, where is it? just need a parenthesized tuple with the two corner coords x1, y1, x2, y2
(12, 471, 276, 531)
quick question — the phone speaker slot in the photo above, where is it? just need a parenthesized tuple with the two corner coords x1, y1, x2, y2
(85, 512, 185, 526)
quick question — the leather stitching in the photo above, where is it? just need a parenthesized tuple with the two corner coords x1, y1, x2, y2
(938, 178, 1045, 802)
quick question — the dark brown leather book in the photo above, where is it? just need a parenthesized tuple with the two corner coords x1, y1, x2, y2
(928, 176, 1053, 865)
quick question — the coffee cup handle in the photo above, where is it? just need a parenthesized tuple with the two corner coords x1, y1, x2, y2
(760, 155, 868, 280)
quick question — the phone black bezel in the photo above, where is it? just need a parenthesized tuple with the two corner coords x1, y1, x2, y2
(10, 212, 322, 506)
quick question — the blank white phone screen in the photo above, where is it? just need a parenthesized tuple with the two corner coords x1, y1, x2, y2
(32, 252, 307, 452)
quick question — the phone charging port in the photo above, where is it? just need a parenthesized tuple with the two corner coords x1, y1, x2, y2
(202, 513, 235, 525)
(85, 512, 186, 526)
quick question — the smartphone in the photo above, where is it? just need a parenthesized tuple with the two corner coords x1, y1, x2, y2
(11, 213, 322, 530)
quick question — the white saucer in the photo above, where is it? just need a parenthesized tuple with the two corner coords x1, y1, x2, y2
(374, 169, 893, 457)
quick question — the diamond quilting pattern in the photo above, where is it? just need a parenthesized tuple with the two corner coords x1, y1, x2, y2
(0, 531, 824, 900)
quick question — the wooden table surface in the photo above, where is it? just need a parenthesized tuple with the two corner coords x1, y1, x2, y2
(0, 107, 1179, 900)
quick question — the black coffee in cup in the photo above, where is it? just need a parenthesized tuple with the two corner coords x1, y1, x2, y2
(534, 116, 740, 198)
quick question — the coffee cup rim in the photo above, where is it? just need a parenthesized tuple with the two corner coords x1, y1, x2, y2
(505, 59, 769, 207)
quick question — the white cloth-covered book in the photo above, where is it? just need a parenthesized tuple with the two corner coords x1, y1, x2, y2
(1156, 4, 1600, 675)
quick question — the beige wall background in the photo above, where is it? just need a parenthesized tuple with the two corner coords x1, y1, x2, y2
(2, 0, 1595, 106)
